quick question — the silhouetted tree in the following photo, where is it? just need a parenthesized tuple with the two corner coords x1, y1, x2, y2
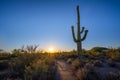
(26, 45, 39, 53)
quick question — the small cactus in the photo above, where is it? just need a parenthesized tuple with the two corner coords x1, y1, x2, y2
(71, 5, 88, 65)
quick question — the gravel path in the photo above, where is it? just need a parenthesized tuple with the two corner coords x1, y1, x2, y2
(55, 60, 76, 80)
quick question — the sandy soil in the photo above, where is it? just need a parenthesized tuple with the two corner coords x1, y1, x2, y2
(55, 60, 76, 80)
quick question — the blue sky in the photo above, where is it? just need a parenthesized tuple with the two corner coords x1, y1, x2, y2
(0, 0, 120, 51)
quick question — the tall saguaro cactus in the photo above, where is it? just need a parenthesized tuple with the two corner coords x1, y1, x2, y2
(71, 5, 88, 64)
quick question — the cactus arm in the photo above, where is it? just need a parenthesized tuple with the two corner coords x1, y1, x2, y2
(71, 26, 77, 42)
(81, 30, 88, 41)
(80, 27, 85, 34)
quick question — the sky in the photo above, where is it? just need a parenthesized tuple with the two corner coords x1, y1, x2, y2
(0, 0, 120, 51)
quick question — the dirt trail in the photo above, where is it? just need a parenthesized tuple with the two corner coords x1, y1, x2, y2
(55, 60, 76, 80)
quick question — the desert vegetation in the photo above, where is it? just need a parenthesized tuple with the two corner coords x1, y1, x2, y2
(64, 47, 120, 80)
(0, 46, 120, 80)
(0, 45, 55, 80)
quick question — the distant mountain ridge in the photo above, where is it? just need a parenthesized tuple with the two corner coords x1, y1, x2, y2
(91, 47, 108, 52)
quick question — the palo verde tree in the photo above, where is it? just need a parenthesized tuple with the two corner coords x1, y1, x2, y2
(71, 5, 88, 65)
(26, 45, 39, 53)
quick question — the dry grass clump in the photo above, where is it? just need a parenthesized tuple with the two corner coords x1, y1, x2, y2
(24, 58, 55, 80)
(104, 72, 119, 80)
(76, 67, 100, 80)
(8, 53, 55, 80)
(84, 62, 94, 70)
(105, 48, 120, 62)
(86, 70, 100, 80)
(76, 68, 87, 80)
(71, 58, 80, 70)
(93, 60, 103, 67)
(0, 53, 11, 60)
(66, 58, 73, 64)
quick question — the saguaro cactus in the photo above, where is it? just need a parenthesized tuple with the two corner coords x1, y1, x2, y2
(71, 5, 88, 64)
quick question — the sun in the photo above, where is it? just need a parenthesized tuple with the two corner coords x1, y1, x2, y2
(48, 47, 55, 53)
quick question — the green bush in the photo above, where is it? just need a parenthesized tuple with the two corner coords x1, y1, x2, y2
(105, 48, 120, 61)
(0, 53, 11, 60)
(9, 53, 55, 80)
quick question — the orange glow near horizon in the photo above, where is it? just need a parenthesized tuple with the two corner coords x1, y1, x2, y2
(48, 46, 55, 53)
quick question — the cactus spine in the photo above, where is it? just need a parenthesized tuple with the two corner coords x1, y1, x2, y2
(71, 5, 88, 65)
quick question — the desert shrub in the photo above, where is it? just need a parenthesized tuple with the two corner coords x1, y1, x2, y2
(91, 47, 102, 52)
(86, 70, 100, 80)
(71, 58, 80, 70)
(76, 68, 87, 80)
(11, 51, 22, 58)
(9, 53, 55, 80)
(84, 50, 100, 57)
(91, 47, 108, 53)
(9, 53, 39, 74)
(81, 56, 91, 64)
(66, 58, 73, 64)
(24, 66, 32, 80)
(24, 56, 55, 80)
(82, 49, 87, 54)
(0, 53, 11, 60)
(91, 52, 101, 57)
(25, 60, 48, 80)
(111, 51, 120, 62)
(104, 72, 119, 80)
(93, 60, 103, 67)
(76, 67, 100, 80)
(106, 48, 120, 62)
(0, 61, 9, 70)
(35, 60, 48, 78)
(55, 50, 78, 60)
(87, 47, 108, 57)
(84, 62, 94, 71)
